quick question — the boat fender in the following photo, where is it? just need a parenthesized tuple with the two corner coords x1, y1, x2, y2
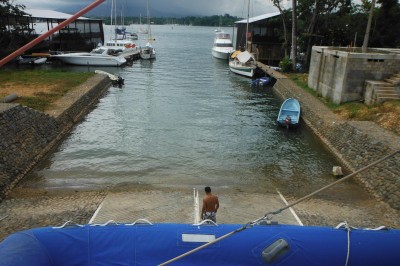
(261, 238, 290, 263)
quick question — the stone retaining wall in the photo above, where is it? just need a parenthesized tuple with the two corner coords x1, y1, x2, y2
(273, 78, 400, 209)
(0, 75, 111, 200)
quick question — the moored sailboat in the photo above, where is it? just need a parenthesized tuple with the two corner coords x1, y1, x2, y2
(229, 0, 257, 77)
(140, 0, 156, 60)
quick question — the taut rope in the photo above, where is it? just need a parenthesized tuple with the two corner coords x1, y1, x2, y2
(158, 150, 400, 266)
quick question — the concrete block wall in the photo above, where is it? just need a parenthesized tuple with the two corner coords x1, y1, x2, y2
(0, 75, 111, 200)
(308, 46, 400, 104)
(274, 78, 400, 209)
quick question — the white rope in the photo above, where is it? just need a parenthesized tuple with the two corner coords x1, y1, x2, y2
(157, 150, 399, 266)
(90, 220, 119, 226)
(52, 220, 85, 229)
(193, 219, 218, 226)
(344, 221, 351, 266)
(126, 219, 153, 226)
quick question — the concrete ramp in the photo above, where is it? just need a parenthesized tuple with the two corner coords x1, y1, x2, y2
(89, 188, 301, 225)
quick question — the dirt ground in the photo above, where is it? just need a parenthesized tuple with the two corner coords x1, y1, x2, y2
(0, 83, 57, 97)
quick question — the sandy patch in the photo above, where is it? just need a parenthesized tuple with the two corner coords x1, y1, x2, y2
(1, 83, 57, 97)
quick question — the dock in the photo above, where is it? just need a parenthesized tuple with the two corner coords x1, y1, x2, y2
(256, 61, 288, 80)
(123, 49, 141, 62)
(89, 187, 303, 226)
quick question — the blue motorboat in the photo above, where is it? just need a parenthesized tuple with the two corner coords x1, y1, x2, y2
(251, 76, 272, 86)
(0, 222, 399, 265)
(277, 98, 301, 128)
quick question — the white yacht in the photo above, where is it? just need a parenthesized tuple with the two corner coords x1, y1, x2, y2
(102, 39, 138, 55)
(52, 47, 126, 66)
(211, 32, 234, 60)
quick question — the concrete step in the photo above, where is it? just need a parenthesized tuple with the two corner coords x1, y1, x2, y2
(376, 95, 400, 100)
(385, 78, 400, 85)
(375, 86, 398, 91)
(377, 94, 400, 99)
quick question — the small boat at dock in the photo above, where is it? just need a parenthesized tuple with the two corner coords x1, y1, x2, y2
(252, 76, 272, 86)
(17, 55, 47, 65)
(277, 98, 301, 128)
(229, 50, 257, 78)
(52, 47, 126, 66)
(140, 0, 156, 60)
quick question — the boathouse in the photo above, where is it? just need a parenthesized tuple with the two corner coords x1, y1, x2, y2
(1, 9, 104, 54)
(25, 9, 104, 52)
(235, 12, 284, 66)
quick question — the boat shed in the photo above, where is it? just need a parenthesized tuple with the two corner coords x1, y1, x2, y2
(235, 12, 284, 65)
(23, 9, 104, 52)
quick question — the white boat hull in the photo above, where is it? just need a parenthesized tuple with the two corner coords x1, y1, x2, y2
(53, 53, 126, 66)
(140, 47, 156, 60)
(211, 48, 232, 60)
(229, 61, 256, 78)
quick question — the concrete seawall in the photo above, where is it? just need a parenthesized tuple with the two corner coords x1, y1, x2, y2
(0, 74, 111, 201)
(258, 62, 400, 210)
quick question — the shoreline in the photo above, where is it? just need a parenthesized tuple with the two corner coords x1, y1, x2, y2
(0, 69, 399, 241)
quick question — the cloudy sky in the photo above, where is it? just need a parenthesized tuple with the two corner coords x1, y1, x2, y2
(17, 0, 287, 18)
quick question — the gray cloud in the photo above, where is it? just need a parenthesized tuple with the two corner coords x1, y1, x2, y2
(18, 0, 279, 17)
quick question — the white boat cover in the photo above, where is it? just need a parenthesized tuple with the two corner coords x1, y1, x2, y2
(236, 51, 254, 63)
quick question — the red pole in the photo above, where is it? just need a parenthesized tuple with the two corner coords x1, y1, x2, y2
(0, 0, 106, 68)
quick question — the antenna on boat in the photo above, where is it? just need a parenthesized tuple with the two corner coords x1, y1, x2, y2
(158, 150, 400, 266)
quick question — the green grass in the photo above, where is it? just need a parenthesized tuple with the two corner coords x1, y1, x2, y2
(287, 73, 340, 109)
(0, 70, 94, 112)
(287, 73, 400, 124)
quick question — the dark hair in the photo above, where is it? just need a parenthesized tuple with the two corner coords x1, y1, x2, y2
(205, 186, 211, 193)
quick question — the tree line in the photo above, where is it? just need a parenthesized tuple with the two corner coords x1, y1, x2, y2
(274, 0, 400, 70)
(97, 13, 241, 27)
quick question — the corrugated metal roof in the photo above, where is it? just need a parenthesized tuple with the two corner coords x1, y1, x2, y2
(236, 12, 281, 24)
(24, 9, 89, 20)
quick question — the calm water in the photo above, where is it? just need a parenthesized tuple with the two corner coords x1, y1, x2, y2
(22, 25, 361, 198)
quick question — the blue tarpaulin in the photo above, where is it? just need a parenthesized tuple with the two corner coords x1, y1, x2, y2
(1, 223, 399, 265)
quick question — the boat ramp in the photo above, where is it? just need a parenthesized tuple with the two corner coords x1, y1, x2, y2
(88, 187, 303, 226)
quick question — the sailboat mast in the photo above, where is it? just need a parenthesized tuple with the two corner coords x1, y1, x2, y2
(114, 0, 118, 40)
(245, 0, 250, 51)
(147, 0, 151, 40)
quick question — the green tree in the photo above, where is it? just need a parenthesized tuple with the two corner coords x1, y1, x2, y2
(370, 0, 400, 48)
(0, 0, 29, 58)
(297, 0, 355, 69)
(271, 0, 289, 57)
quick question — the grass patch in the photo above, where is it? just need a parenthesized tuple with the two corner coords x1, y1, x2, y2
(287, 72, 400, 135)
(287, 73, 339, 109)
(0, 70, 94, 112)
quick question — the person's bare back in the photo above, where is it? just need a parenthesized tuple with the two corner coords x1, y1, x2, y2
(201, 186, 219, 222)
